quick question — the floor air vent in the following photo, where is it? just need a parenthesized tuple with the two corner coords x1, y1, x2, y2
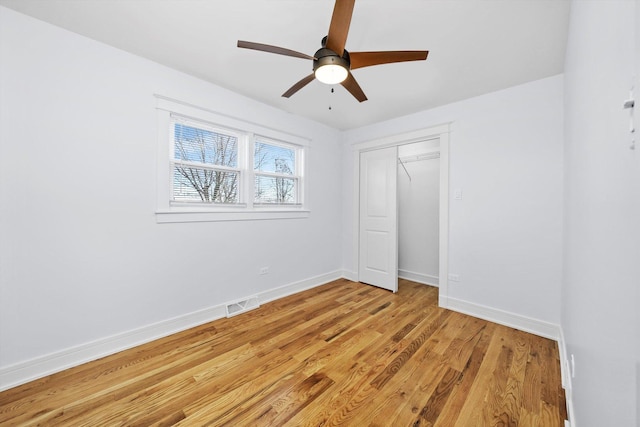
(225, 296, 260, 318)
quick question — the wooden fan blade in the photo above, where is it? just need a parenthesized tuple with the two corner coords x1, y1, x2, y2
(325, 0, 356, 56)
(237, 40, 315, 60)
(282, 74, 316, 98)
(340, 72, 367, 102)
(349, 51, 429, 70)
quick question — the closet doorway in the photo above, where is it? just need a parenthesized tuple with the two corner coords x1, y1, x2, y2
(353, 124, 450, 306)
(397, 140, 440, 287)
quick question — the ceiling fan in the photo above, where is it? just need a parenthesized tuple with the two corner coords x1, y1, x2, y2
(237, 0, 429, 102)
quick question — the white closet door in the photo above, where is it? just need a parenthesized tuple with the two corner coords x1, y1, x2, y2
(358, 146, 398, 292)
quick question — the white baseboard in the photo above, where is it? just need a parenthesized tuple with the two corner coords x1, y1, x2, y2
(557, 326, 575, 427)
(445, 297, 561, 341)
(0, 270, 343, 392)
(341, 269, 358, 282)
(558, 327, 571, 390)
(341, 269, 439, 286)
(398, 269, 439, 287)
(0, 305, 226, 393)
(259, 270, 343, 304)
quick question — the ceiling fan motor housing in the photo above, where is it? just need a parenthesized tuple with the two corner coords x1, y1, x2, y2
(313, 48, 350, 72)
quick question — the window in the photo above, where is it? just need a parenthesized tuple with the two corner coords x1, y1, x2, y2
(254, 140, 299, 205)
(172, 120, 241, 204)
(156, 96, 309, 223)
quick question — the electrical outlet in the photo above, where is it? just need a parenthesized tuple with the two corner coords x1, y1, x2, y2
(259, 266, 269, 275)
(448, 273, 460, 282)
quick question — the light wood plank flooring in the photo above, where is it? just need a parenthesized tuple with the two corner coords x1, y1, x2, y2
(0, 279, 567, 426)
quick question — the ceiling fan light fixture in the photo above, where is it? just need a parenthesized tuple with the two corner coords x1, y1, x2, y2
(314, 55, 349, 85)
(238, 0, 428, 102)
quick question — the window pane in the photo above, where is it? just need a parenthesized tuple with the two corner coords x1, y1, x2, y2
(173, 165, 239, 203)
(254, 141, 295, 175)
(174, 123, 238, 167)
(255, 175, 297, 204)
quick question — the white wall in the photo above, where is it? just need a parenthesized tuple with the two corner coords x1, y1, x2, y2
(398, 142, 440, 285)
(8, 8, 639, 425)
(0, 6, 343, 387)
(343, 75, 564, 328)
(563, 1, 640, 425)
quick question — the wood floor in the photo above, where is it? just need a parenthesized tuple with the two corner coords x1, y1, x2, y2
(0, 279, 567, 426)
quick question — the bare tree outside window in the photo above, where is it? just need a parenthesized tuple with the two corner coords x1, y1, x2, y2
(274, 158, 294, 203)
(254, 141, 297, 204)
(173, 124, 239, 203)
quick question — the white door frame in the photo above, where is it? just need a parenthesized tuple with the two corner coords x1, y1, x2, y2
(351, 123, 450, 307)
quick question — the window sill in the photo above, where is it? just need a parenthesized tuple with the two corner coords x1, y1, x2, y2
(156, 208, 310, 223)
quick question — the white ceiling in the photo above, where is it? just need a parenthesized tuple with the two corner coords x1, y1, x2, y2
(0, 0, 570, 130)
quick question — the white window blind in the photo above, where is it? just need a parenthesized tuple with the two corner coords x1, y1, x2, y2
(171, 120, 241, 204)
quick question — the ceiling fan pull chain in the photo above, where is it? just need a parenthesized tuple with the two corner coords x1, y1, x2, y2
(329, 87, 335, 110)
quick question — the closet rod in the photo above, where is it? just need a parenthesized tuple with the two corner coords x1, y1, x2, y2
(399, 152, 440, 164)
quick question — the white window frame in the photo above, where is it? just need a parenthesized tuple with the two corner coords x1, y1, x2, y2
(170, 116, 245, 207)
(253, 136, 304, 207)
(155, 95, 310, 223)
